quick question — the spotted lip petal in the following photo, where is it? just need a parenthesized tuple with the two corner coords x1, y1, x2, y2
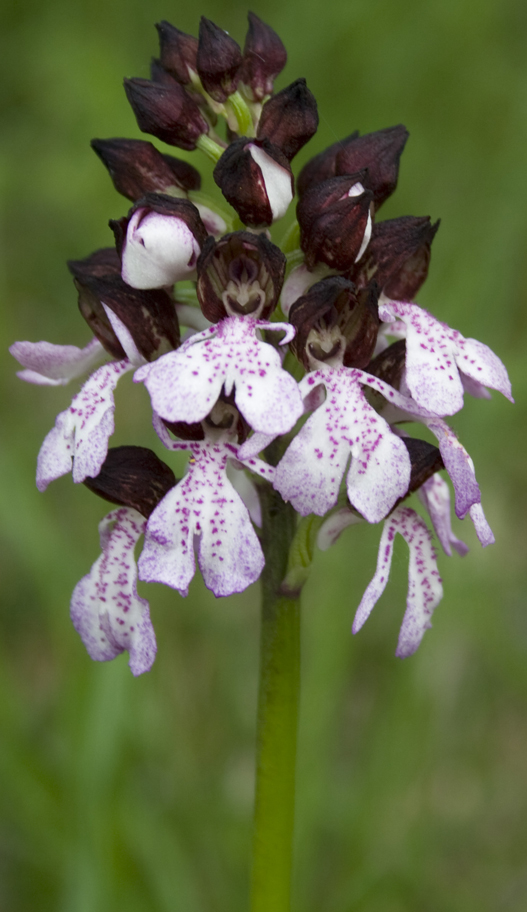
(70, 507, 156, 676)
(10, 337, 105, 386)
(136, 316, 303, 435)
(36, 359, 133, 490)
(138, 439, 265, 597)
(274, 367, 411, 522)
(418, 474, 469, 557)
(352, 506, 443, 657)
(379, 299, 513, 415)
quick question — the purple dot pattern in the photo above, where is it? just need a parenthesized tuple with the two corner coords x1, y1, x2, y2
(135, 315, 303, 435)
(70, 507, 156, 676)
(352, 506, 443, 658)
(274, 366, 411, 523)
(36, 359, 133, 491)
(10, 337, 105, 387)
(379, 300, 513, 416)
(138, 437, 265, 597)
(418, 474, 469, 557)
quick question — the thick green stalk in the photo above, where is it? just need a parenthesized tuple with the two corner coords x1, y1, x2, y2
(250, 484, 300, 912)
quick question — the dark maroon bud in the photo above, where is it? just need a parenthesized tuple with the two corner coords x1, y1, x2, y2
(289, 276, 379, 370)
(197, 17, 242, 102)
(213, 137, 293, 227)
(297, 173, 373, 271)
(156, 21, 199, 85)
(296, 132, 359, 197)
(83, 446, 176, 518)
(354, 216, 440, 299)
(72, 271, 180, 361)
(239, 12, 287, 102)
(68, 247, 121, 280)
(402, 437, 445, 495)
(197, 231, 286, 322)
(91, 138, 201, 202)
(124, 77, 208, 151)
(149, 57, 179, 88)
(366, 339, 406, 391)
(334, 125, 409, 210)
(257, 78, 319, 161)
(110, 192, 207, 258)
(68, 249, 126, 359)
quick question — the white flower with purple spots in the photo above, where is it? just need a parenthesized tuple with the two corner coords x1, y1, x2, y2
(352, 505, 443, 657)
(135, 315, 303, 435)
(70, 507, 156, 676)
(10, 337, 106, 386)
(418, 473, 469, 557)
(138, 431, 274, 597)
(274, 366, 411, 522)
(379, 298, 513, 416)
(36, 359, 134, 490)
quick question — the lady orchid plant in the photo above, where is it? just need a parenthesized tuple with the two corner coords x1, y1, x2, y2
(10, 12, 513, 911)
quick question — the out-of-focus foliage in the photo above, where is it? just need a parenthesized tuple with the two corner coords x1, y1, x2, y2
(1, 0, 526, 909)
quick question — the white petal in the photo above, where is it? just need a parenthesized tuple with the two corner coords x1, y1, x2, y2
(139, 344, 224, 424)
(355, 211, 372, 263)
(139, 483, 196, 596)
(194, 203, 227, 237)
(454, 336, 513, 403)
(248, 144, 293, 221)
(317, 508, 363, 551)
(121, 208, 201, 289)
(36, 360, 133, 490)
(10, 338, 105, 386)
(70, 507, 156, 676)
(103, 305, 145, 367)
(227, 462, 262, 527)
(281, 262, 329, 317)
(353, 507, 443, 658)
(418, 475, 469, 557)
(468, 502, 495, 547)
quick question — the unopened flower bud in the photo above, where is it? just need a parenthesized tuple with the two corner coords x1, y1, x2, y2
(111, 194, 208, 289)
(84, 446, 176, 518)
(197, 231, 286, 322)
(124, 76, 209, 151)
(297, 174, 373, 270)
(289, 276, 379, 369)
(91, 138, 201, 202)
(257, 78, 318, 161)
(354, 216, 440, 299)
(156, 21, 199, 85)
(197, 17, 242, 102)
(239, 12, 287, 102)
(213, 138, 293, 227)
(296, 131, 359, 196)
(68, 254, 180, 361)
(334, 125, 409, 210)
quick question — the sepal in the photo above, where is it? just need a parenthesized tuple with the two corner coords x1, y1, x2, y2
(257, 78, 318, 161)
(197, 17, 242, 102)
(124, 76, 209, 151)
(297, 174, 373, 270)
(239, 12, 287, 101)
(354, 216, 439, 299)
(213, 137, 293, 226)
(156, 21, 199, 85)
(83, 445, 176, 517)
(91, 137, 201, 201)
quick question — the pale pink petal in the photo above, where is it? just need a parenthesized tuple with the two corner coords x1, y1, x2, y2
(70, 507, 156, 676)
(237, 431, 277, 460)
(103, 305, 145, 367)
(36, 360, 133, 490)
(418, 475, 469, 557)
(138, 344, 224, 424)
(469, 502, 495, 547)
(227, 462, 262, 527)
(426, 420, 480, 519)
(353, 507, 443, 658)
(10, 337, 105, 386)
(138, 484, 195, 597)
(460, 372, 492, 400)
(454, 336, 513, 403)
(317, 508, 363, 551)
(379, 300, 464, 415)
(139, 439, 265, 598)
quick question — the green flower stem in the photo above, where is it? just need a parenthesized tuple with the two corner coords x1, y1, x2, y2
(225, 91, 255, 136)
(251, 484, 299, 912)
(250, 477, 322, 912)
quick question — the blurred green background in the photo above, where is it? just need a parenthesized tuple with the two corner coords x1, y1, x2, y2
(1, 0, 527, 909)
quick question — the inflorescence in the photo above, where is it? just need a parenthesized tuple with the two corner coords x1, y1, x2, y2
(10, 13, 513, 674)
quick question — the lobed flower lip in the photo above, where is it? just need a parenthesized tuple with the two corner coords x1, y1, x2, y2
(352, 505, 443, 658)
(71, 507, 156, 676)
(135, 315, 302, 436)
(379, 298, 514, 416)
